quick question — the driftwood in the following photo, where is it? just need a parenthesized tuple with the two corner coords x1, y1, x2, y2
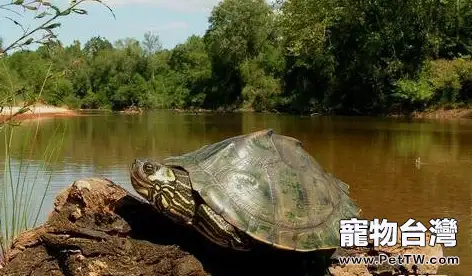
(0, 178, 444, 276)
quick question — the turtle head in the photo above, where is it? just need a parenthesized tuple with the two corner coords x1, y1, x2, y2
(130, 159, 176, 198)
(130, 159, 195, 224)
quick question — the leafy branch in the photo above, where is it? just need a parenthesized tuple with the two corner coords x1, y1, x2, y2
(1, 0, 115, 55)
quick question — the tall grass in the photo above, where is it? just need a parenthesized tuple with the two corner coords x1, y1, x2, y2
(0, 58, 66, 265)
(0, 120, 66, 264)
(0, 0, 113, 267)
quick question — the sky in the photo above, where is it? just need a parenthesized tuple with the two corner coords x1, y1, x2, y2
(0, 0, 224, 50)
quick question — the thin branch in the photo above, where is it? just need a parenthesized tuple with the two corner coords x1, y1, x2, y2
(5, 16, 26, 33)
(0, 6, 23, 17)
(0, 3, 14, 9)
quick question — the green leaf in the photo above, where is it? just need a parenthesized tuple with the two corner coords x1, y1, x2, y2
(44, 23, 61, 29)
(41, 1, 51, 6)
(50, 5, 61, 15)
(24, 5, 38, 10)
(61, 9, 71, 16)
(13, 0, 24, 4)
(72, 8, 87, 15)
(23, 38, 34, 45)
(35, 11, 48, 18)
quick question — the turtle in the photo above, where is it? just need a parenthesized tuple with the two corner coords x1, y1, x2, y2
(130, 129, 360, 252)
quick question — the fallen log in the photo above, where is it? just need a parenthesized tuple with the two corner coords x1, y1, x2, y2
(0, 178, 444, 276)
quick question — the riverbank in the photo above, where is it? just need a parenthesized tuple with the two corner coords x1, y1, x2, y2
(173, 106, 472, 119)
(411, 107, 472, 119)
(3, 104, 471, 122)
(0, 104, 79, 123)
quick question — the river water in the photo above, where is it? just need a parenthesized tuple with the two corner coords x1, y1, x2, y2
(1, 110, 470, 274)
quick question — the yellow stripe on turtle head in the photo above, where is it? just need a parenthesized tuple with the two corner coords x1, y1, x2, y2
(149, 167, 176, 183)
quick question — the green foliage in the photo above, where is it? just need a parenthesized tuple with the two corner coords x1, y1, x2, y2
(0, 62, 24, 101)
(393, 78, 434, 109)
(240, 58, 281, 111)
(2, 0, 472, 114)
(83, 36, 113, 57)
(203, 0, 276, 108)
(427, 0, 472, 58)
(428, 60, 462, 104)
(205, 0, 273, 65)
(169, 35, 212, 108)
(394, 58, 472, 110)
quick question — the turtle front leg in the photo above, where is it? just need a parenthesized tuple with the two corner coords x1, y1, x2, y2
(193, 204, 251, 251)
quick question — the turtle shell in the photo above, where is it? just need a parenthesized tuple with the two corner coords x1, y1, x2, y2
(164, 129, 360, 251)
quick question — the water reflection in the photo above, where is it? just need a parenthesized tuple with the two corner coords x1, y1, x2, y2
(0, 111, 470, 274)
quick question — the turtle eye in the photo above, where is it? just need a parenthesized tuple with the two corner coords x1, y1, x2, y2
(143, 162, 154, 175)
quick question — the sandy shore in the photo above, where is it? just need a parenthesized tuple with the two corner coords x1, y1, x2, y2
(0, 104, 78, 122)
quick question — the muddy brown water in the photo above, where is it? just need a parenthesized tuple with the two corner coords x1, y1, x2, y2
(1, 110, 470, 274)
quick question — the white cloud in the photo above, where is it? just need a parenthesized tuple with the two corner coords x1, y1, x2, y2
(102, 0, 222, 13)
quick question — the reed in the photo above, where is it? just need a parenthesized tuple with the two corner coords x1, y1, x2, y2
(0, 0, 113, 266)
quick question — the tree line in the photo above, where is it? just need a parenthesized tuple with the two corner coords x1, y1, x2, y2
(1, 0, 472, 115)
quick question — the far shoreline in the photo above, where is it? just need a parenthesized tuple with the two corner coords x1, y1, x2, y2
(170, 106, 472, 120)
(1, 104, 471, 123)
